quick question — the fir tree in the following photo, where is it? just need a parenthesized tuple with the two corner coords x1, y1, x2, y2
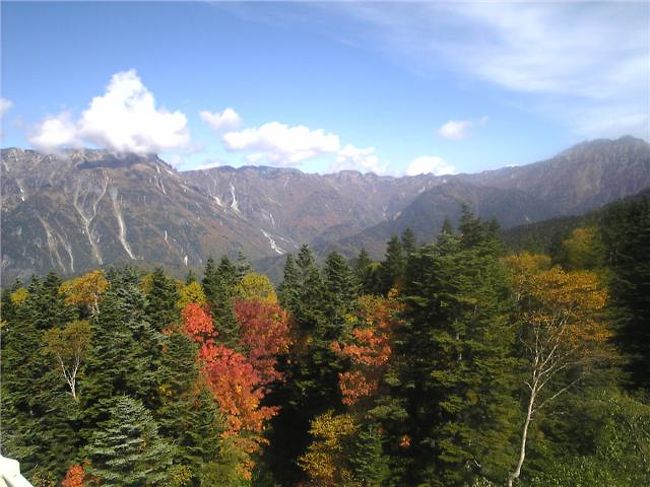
(86, 396, 173, 486)
(202, 256, 239, 348)
(398, 209, 518, 486)
(235, 251, 253, 281)
(379, 235, 406, 294)
(144, 267, 180, 331)
(353, 248, 381, 295)
(401, 227, 417, 256)
(323, 250, 359, 328)
(278, 253, 300, 311)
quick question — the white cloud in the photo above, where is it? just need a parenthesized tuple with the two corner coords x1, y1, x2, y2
(406, 156, 456, 176)
(29, 69, 189, 154)
(327, 2, 649, 138)
(437, 115, 489, 140)
(221, 120, 389, 173)
(200, 108, 242, 132)
(332, 144, 386, 174)
(222, 121, 341, 165)
(29, 112, 80, 152)
(438, 120, 473, 140)
(0, 97, 13, 116)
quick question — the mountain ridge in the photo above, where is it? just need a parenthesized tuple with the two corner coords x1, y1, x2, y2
(2, 136, 649, 284)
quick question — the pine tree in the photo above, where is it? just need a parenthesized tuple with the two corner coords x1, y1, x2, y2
(82, 268, 165, 424)
(350, 422, 390, 486)
(86, 396, 173, 486)
(352, 248, 375, 295)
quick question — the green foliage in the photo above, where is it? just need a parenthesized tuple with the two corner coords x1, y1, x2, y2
(3, 197, 649, 486)
(379, 235, 406, 294)
(600, 195, 650, 390)
(397, 209, 518, 485)
(86, 396, 173, 486)
(202, 256, 240, 347)
(144, 267, 180, 331)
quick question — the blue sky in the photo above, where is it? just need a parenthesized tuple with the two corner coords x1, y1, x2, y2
(1, 1, 648, 175)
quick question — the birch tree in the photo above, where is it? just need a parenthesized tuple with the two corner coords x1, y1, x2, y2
(44, 319, 92, 400)
(504, 253, 613, 487)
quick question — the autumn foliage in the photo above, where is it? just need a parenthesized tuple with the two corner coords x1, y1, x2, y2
(332, 295, 403, 405)
(234, 299, 291, 384)
(61, 464, 85, 487)
(181, 297, 292, 478)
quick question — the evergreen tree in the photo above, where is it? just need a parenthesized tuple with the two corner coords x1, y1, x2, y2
(278, 253, 300, 311)
(1, 274, 79, 478)
(82, 268, 164, 425)
(379, 235, 406, 294)
(349, 422, 390, 486)
(144, 267, 180, 331)
(600, 196, 650, 390)
(202, 256, 239, 348)
(235, 251, 253, 281)
(352, 248, 378, 295)
(440, 216, 454, 236)
(86, 396, 173, 486)
(397, 209, 517, 486)
(185, 269, 197, 284)
(401, 227, 417, 256)
(323, 251, 359, 327)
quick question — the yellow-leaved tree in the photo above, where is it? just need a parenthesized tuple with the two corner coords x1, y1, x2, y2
(504, 252, 614, 487)
(298, 411, 357, 487)
(59, 270, 109, 316)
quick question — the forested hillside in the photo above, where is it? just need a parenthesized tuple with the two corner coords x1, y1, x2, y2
(2, 200, 649, 486)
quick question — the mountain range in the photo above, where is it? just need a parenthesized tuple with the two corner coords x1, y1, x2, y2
(2, 136, 649, 284)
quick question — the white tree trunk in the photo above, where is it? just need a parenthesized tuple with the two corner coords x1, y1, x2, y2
(508, 386, 536, 487)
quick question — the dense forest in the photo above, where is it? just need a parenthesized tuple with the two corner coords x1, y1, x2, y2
(1, 198, 649, 487)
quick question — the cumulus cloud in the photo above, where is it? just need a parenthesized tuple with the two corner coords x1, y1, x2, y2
(437, 116, 488, 140)
(332, 144, 386, 174)
(221, 120, 388, 173)
(29, 69, 189, 154)
(406, 156, 456, 176)
(0, 97, 13, 116)
(200, 108, 242, 132)
(29, 112, 80, 151)
(222, 121, 341, 165)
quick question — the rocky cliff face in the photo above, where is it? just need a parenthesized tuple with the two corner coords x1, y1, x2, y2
(2, 136, 648, 284)
(1, 149, 272, 283)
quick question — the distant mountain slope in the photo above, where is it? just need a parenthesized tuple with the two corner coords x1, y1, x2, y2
(463, 136, 650, 214)
(1, 136, 648, 284)
(183, 166, 443, 250)
(1, 149, 272, 283)
(329, 136, 650, 257)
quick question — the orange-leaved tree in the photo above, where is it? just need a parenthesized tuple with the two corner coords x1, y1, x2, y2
(61, 463, 86, 487)
(504, 252, 614, 487)
(331, 293, 403, 406)
(181, 302, 278, 479)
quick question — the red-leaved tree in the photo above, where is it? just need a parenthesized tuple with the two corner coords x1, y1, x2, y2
(234, 299, 292, 385)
